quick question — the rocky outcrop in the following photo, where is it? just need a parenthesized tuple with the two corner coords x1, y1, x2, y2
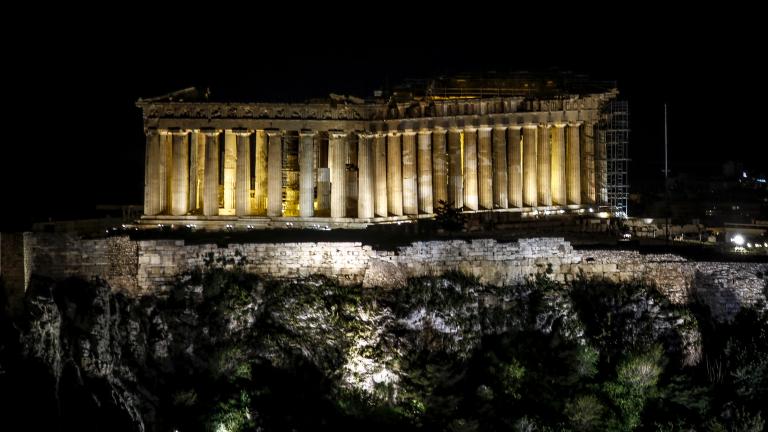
(0, 269, 704, 431)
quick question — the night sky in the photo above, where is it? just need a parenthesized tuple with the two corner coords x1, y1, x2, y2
(3, 12, 764, 230)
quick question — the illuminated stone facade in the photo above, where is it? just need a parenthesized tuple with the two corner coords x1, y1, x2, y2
(137, 82, 619, 228)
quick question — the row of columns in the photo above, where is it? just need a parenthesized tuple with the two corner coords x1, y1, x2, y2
(144, 123, 599, 219)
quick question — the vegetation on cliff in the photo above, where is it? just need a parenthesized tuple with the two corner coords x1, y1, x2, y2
(0, 270, 766, 431)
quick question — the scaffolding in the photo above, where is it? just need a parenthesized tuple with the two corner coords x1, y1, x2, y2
(599, 100, 630, 216)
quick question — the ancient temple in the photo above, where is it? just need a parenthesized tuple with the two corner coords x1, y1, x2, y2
(137, 74, 621, 229)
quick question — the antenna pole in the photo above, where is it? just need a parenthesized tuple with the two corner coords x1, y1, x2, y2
(664, 104, 670, 245)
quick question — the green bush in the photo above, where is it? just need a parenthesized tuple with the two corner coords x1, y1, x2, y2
(435, 200, 467, 231)
(565, 394, 605, 432)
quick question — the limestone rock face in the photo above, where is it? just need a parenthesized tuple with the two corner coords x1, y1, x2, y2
(0, 270, 715, 430)
(362, 257, 408, 289)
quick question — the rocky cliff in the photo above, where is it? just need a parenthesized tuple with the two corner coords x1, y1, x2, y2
(3, 268, 764, 431)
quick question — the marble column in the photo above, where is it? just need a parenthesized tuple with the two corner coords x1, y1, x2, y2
(463, 126, 478, 210)
(299, 130, 316, 218)
(581, 121, 596, 204)
(346, 144, 358, 218)
(317, 135, 330, 216)
(195, 131, 206, 211)
(144, 129, 160, 216)
(188, 131, 199, 212)
(202, 129, 220, 216)
(159, 131, 172, 214)
(478, 126, 493, 210)
(357, 132, 374, 218)
(537, 124, 551, 207)
(373, 133, 388, 217)
(431, 127, 448, 209)
(387, 131, 403, 216)
(492, 126, 508, 208)
(254, 130, 268, 215)
(596, 126, 608, 204)
(223, 131, 237, 214)
(317, 168, 330, 215)
(267, 130, 283, 217)
(417, 129, 433, 214)
(551, 123, 567, 206)
(523, 124, 538, 207)
(448, 127, 464, 209)
(401, 130, 418, 215)
(567, 123, 582, 205)
(329, 130, 348, 218)
(235, 130, 252, 216)
(171, 130, 189, 216)
(507, 126, 523, 208)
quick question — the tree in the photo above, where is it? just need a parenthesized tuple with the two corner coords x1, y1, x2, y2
(435, 200, 467, 232)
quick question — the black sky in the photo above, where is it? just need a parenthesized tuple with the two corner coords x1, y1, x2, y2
(3, 10, 764, 230)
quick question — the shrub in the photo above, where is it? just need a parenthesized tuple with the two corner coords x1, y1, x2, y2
(435, 200, 467, 231)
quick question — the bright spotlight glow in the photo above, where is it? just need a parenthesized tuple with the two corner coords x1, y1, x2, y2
(731, 234, 745, 246)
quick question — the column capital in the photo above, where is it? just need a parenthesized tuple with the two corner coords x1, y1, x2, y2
(265, 129, 282, 137)
(387, 130, 400, 137)
(459, 125, 475, 132)
(418, 128, 433, 136)
(299, 129, 318, 137)
(507, 125, 523, 130)
(402, 129, 417, 136)
(200, 128, 221, 136)
(328, 130, 347, 138)
(357, 131, 375, 139)
(553, 122, 568, 128)
(477, 125, 493, 132)
(168, 128, 190, 136)
(568, 121, 583, 127)
(493, 125, 508, 131)
(538, 123, 551, 129)
(432, 126, 447, 134)
(230, 128, 253, 136)
(523, 124, 538, 129)
(144, 127, 158, 136)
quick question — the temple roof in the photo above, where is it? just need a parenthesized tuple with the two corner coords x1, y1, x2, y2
(138, 72, 617, 106)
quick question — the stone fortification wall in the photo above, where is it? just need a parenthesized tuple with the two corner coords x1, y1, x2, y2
(3, 233, 766, 321)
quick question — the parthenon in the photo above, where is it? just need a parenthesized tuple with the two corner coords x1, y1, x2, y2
(137, 74, 622, 229)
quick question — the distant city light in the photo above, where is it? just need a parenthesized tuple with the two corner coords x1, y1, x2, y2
(731, 234, 745, 246)
(743, 171, 748, 178)
(757, 178, 766, 183)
